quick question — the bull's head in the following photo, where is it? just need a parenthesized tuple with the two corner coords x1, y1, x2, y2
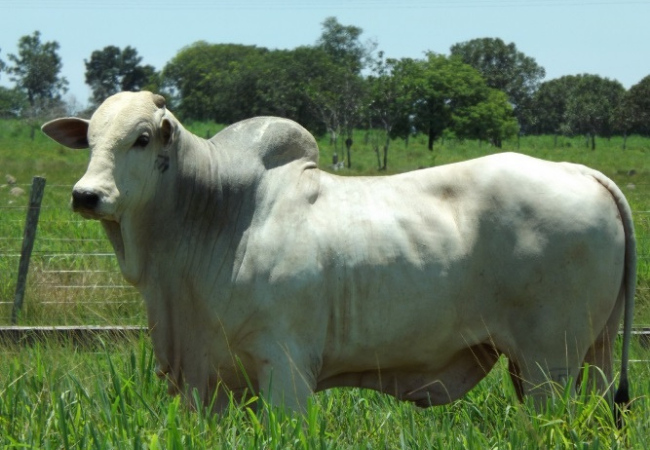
(42, 91, 177, 283)
(42, 91, 174, 221)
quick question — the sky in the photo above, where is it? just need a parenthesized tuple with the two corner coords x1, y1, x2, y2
(1, 0, 649, 109)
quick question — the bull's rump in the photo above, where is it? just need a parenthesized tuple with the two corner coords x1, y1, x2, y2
(297, 152, 625, 376)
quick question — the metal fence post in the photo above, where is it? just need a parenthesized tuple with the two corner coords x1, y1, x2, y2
(11, 176, 46, 324)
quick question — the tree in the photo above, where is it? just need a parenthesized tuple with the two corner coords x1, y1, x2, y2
(620, 75, 650, 137)
(612, 90, 636, 149)
(311, 17, 374, 155)
(85, 45, 158, 105)
(450, 38, 545, 131)
(301, 50, 365, 152)
(162, 41, 266, 122)
(367, 53, 415, 169)
(0, 87, 27, 118)
(7, 31, 68, 115)
(530, 76, 578, 138)
(402, 53, 489, 150)
(316, 16, 374, 74)
(530, 74, 624, 149)
(453, 89, 519, 147)
(254, 47, 324, 131)
(564, 74, 624, 150)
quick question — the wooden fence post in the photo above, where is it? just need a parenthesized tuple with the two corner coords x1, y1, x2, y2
(11, 176, 46, 324)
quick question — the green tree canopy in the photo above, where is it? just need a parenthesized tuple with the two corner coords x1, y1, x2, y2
(367, 53, 416, 169)
(0, 86, 27, 118)
(564, 74, 624, 149)
(310, 17, 373, 148)
(162, 41, 266, 122)
(0, 48, 6, 79)
(622, 75, 650, 136)
(531, 74, 624, 149)
(453, 89, 519, 147)
(85, 45, 158, 106)
(316, 16, 375, 74)
(530, 76, 577, 135)
(302, 50, 365, 147)
(254, 47, 325, 132)
(7, 31, 68, 115)
(401, 53, 491, 150)
(450, 37, 545, 131)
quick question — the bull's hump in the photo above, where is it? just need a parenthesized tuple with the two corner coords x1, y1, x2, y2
(212, 117, 319, 169)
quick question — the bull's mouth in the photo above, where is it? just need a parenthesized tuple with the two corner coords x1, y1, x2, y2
(71, 197, 117, 221)
(74, 208, 105, 220)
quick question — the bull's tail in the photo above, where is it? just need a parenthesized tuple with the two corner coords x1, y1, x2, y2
(588, 169, 636, 427)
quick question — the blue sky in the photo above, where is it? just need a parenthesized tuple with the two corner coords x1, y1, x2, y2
(1, 0, 649, 108)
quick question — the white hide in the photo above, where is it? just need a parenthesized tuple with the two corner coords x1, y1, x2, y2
(42, 91, 635, 413)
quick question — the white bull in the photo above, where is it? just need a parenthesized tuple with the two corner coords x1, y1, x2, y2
(42, 91, 635, 415)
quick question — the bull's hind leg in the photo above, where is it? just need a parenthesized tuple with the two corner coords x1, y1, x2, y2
(580, 288, 625, 398)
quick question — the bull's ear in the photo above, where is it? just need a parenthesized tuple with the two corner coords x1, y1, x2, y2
(161, 118, 174, 148)
(41, 118, 90, 149)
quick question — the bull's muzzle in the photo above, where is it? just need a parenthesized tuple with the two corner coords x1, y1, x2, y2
(72, 189, 100, 213)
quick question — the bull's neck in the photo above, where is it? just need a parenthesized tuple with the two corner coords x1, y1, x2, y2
(173, 130, 226, 228)
(138, 129, 251, 284)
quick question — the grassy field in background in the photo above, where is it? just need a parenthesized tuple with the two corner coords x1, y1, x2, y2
(1, 119, 650, 447)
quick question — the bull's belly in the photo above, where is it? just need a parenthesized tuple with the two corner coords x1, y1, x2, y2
(316, 341, 501, 405)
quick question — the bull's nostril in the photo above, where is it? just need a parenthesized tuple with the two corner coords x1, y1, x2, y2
(72, 190, 100, 210)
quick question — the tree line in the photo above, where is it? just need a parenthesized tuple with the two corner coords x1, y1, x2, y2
(1, 18, 649, 164)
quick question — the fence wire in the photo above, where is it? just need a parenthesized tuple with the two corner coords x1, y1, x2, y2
(1, 183, 143, 325)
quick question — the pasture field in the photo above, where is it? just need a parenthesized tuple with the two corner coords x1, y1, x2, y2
(1, 119, 650, 448)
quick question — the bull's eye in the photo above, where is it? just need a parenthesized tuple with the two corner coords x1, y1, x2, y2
(134, 134, 150, 148)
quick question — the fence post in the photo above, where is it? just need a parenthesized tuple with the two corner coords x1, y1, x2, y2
(11, 176, 46, 324)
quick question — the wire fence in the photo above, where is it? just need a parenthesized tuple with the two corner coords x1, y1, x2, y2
(1, 182, 144, 326)
(1, 181, 650, 328)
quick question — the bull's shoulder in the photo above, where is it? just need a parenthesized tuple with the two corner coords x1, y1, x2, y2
(211, 117, 319, 169)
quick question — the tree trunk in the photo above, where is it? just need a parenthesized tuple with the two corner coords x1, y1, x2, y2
(591, 133, 596, 151)
(345, 137, 352, 169)
(428, 128, 434, 151)
(374, 146, 382, 170)
(383, 135, 391, 171)
(383, 144, 388, 171)
(330, 129, 338, 149)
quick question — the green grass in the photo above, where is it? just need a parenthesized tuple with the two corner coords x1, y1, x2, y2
(0, 336, 649, 449)
(1, 120, 650, 448)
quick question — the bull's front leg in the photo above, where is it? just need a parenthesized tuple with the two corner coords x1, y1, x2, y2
(253, 342, 318, 413)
